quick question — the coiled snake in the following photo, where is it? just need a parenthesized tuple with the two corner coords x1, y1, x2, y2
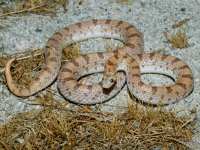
(5, 19, 193, 104)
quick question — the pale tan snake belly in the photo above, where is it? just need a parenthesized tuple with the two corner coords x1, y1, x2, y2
(5, 19, 193, 105)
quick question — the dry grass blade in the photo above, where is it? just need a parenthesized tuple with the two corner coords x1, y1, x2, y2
(0, 140, 9, 150)
(172, 18, 190, 29)
(0, 3, 47, 18)
(116, 0, 134, 5)
(0, 0, 69, 18)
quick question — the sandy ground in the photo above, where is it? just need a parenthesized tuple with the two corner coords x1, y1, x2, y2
(0, 0, 200, 148)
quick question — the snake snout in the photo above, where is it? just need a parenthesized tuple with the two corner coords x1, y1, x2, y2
(102, 81, 117, 95)
(101, 76, 117, 95)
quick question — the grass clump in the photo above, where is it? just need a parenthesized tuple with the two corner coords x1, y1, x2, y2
(164, 18, 190, 49)
(0, 100, 195, 149)
(1, 44, 80, 89)
(62, 43, 80, 60)
(164, 29, 189, 49)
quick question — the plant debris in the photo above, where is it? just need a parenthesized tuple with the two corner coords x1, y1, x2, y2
(172, 18, 190, 29)
(164, 18, 190, 49)
(116, 0, 134, 5)
(0, 98, 195, 149)
(62, 43, 80, 60)
(0, 0, 69, 18)
(1, 43, 80, 88)
(9, 49, 44, 88)
(164, 29, 189, 49)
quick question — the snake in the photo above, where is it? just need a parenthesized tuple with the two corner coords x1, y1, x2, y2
(5, 19, 193, 105)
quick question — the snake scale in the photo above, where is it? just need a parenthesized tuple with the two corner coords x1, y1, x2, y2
(5, 19, 193, 105)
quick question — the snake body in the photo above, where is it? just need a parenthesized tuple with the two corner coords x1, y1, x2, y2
(5, 19, 193, 104)
(58, 52, 127, 104)
(102, 50, 193, 105)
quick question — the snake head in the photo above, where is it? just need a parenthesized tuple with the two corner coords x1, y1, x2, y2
(101, 73, 117, 94)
